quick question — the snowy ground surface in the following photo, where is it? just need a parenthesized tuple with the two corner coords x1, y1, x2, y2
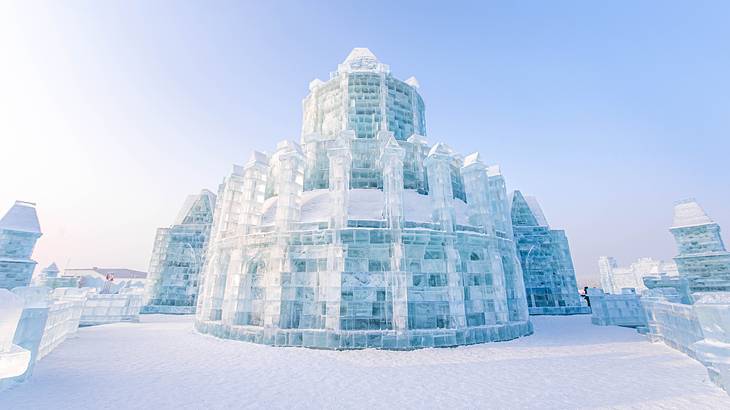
(2, 315, 729, 409)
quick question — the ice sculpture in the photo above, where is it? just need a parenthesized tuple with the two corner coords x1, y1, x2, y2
(195, 48, 532, 349)
(670, 199, 730, 292)
(598, 257, 678, 294)
(510, 191, 589, 315)
(0, 201, 42, 290)
(143, 190, 216, 314)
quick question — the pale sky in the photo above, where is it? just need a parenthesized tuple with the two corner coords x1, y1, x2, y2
(2, 1, 729, 285)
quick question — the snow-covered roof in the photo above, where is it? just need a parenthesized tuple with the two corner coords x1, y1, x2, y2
(671, 199, 713, 228)
(404, 76, 420, 88)
(0, 201, 41, 235)
(406, 134, 428, 145)
(486, 165, 502, 177)
(427, 143, 453, 158)
(261, 189, 470, 226)
(245, 151, 269, 168)
(463, 152, 485, 168)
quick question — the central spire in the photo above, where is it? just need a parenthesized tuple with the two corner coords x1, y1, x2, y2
(343, 47, 378, 64)
(337, 47, 388, 74)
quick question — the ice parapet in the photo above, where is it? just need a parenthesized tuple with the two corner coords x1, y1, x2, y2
(195, 49, 532, 349)
(143, 190, 215, 314)
(510, 191, 589, 315)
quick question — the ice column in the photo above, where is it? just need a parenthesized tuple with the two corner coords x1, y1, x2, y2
(424, 143, 456, 232)
(461, 153, 509, 323)
(221, 153, 269, 325)
(197, 167, 244, 321)
(381, 134, 408, 331)
(425, 143, 466, 328)
(238, 152, 270, 235)
(487, 166, 529, 322)
(405, 134, 428, 192)
(461, 152, 494, 234)
(327, 131, 353, 229)
(273, 141, 304, 229)
(265, 141, 304, 328)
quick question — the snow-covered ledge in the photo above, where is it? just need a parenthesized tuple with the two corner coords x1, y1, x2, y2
(0, 290, 31, 382)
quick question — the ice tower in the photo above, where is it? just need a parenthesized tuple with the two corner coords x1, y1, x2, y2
(670, 199, 730, 292)
(510, 191, 588, 315)
(143, 190, 216, 314)
(0, 201, 42, 290)
(195, 49, 532, 349)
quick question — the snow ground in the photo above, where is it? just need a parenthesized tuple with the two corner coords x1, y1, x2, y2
(1, 315, 728, 409)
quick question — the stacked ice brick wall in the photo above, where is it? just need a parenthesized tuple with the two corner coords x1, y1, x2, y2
(195, 49, 532, 349)
(510, 191, 588, 315)
(6, 287, 50, 385)
(81, 289, 143, 326)
(0, 201, 42, 290)
(0, 289, 32, 391)
(143, 190, 215, 314)
(588, 288, 646, 327)
(37, 288, 90, 360)
(641, 289, 703, 357)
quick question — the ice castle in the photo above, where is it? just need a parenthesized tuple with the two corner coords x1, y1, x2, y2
(143, 190, 216, 314)
(510, 191, 588, 315)
(195, 48, 533, 349)
(0, 201, 42, 290)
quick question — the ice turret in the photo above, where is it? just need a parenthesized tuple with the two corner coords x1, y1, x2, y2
(670, 199, 730, 292)
(0, 201, 42, 289)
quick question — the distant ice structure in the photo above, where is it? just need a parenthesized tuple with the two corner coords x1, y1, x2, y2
(33, 262, 79, 289)
(195, 48, 532, 349)
(590, 199, 730, 394)
(598, 256, 678, 294)
(0, 201, 42, 290)
(670, 199, 730, 292)
(62, 267, 147, 292)
(143, 190, 215, 314)
(510, 191, 589, 315)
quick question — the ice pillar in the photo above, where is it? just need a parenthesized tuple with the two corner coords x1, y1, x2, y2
(461, 153, 509, 323)
(425, 143, 466, 328)
(406, 134, 429, 193)
(487, 166, 529, 322)
(265, 141, 304, 328)
(197, 167, 244, 321)
(327, 131, 353, 230)
(424, 143, 456, 233)
(381, 134, 408, 331)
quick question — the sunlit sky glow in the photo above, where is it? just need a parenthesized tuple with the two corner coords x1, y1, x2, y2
(2, 1, 729, 285)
